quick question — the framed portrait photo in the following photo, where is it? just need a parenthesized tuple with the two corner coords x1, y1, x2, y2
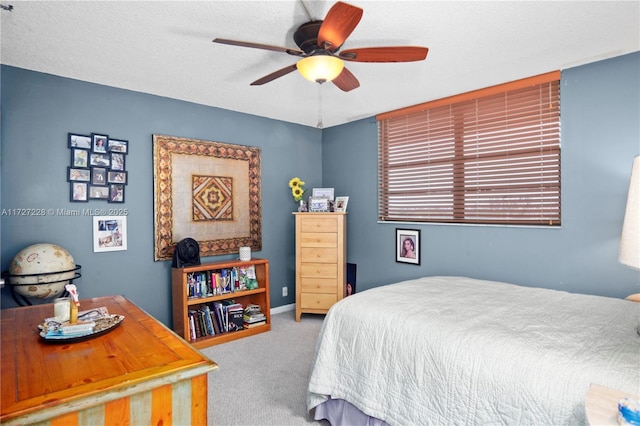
(71, 148, 89, 168)
(93, 216, 127, 252)
(92, 133, 109, 154)
(396, 228, 420, 265)
(109, 183, 125, 203)
(91, 167, 107, 186)
(70, 182, 89, 202)
(110, 152, 126, 171)
(335, 196, 349, 212)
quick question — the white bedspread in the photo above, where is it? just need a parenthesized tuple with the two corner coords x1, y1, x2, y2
(307, 276, 640, 425)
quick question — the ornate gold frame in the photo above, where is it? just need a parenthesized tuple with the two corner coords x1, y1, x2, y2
(152, 135, 261, 261)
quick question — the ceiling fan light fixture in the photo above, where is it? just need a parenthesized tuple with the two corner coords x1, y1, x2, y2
(297, 55, 344, 83)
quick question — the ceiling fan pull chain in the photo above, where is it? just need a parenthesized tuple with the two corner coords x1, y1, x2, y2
(317, 83, 324, 129)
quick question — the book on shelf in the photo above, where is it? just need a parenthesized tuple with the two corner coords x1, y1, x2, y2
(227, 307, 244, 332)
(244, 320, 266, 329)
(243, 303, 265, 323)
(186, 265, 261, 299)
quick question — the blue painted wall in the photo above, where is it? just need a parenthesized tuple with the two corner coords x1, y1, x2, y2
(0, 66, 323, 324)
(2, 52, 639, 328)
(322, 52, 640, 298)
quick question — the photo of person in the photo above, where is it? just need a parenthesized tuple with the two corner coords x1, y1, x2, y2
(90, 153, 110, 167)
(90, 185, 109, 199)
(93, 135, 108, 153)
(109, 184, 124, 202)
(400, 236, 416, 259)
(92, 167, 107, 185)
(72, 182, 87, 201)
(107, 171, 127, 184)
(72, 149, 88, 168)
(396, 229, 420, 265)
(111, 152, 125, 171)
(68, 167, 90, 182)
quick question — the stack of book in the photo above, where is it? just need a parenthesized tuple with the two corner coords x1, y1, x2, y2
(243, 304, 266, 328)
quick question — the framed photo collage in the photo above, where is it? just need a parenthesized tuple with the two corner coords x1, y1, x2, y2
(67, 132, 129, 203)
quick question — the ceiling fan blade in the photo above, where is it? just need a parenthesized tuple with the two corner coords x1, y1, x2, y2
(332, 67, 360, 92)
(317, 2, 363, 51)
(250, 64, 298, 86)
(213, 38, 304, 56)
(339, 46, 429, 63)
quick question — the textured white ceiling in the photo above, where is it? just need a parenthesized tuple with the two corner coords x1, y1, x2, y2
(2, 1, 639, 128)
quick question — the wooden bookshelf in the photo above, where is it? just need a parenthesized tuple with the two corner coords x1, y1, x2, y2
(171, 258, 271, 349)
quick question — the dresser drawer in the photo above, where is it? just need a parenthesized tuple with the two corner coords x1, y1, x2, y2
(300, 247, 337, 263)
(300, 263, 337, 278)
(300, 293, 337, 310)
(299, 232, 337, 247)
(299, 217, 338, 233)
(301, 277, 338, 294)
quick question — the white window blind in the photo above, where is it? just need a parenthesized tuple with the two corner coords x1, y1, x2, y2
(377, 71, 561, 226)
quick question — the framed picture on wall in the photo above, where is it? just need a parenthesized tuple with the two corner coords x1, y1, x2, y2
(91, 167, 107, 186)
(89, 185, 109, 200)
(93, 216, 127, 252)
(67, 167, 91, 182)
(107, 170, 128, 185)
(109, 184, 125, 203)
(68, 133, 92, 150)
(396, 228, 420, 265)
(92, 133, 109, 153)
(71, 148, 89, 168)
(110, 152, 125, 171)
(90, 152, 110, 168)
(108, 138, 128, 154)
(70, 182, 89, 202)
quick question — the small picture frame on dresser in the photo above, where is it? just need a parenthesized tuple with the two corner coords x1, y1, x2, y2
(335, 196, 349, 212)
(309, 197, 330, 212)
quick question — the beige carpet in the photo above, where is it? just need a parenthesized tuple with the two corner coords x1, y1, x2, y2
(201, 310, 328, 426)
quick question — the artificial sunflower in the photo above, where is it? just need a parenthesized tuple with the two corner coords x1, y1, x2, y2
(289, 177, 304, 189)
(289, 177, 306, 202)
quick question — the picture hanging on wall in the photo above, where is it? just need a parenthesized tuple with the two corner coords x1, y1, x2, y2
(396, 228, 421, 265)
(93, 216, 127, 252)
(67, 132, 129, 203)
(152, 134, 262, 261)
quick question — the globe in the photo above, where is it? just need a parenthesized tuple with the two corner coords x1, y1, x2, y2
(7, 243, 77, 301)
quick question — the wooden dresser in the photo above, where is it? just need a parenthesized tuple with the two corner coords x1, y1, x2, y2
(1, 295, 218, 425)
(294, 212, 347, 321)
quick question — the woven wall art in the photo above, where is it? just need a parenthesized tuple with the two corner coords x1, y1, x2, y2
(152, 135, 261, 261)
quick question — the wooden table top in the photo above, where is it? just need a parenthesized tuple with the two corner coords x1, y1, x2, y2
(585, 384, 640, 425)
(1, 295, 218, 423)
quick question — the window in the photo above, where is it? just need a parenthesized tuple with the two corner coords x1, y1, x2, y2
(377, 71, 561, 226)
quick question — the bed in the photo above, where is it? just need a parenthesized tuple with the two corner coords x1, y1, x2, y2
(307, 276, 640, 425)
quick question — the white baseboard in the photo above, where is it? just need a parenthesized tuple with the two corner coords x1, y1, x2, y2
(270, 303, 295, 315)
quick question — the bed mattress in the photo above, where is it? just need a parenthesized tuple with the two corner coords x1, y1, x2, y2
(307, 276, 640, 425)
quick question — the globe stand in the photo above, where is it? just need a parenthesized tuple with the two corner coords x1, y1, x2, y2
(2, 265, 82, 306)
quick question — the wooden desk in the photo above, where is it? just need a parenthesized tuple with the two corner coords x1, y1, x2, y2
(585, 384, 639, 425)
(1, 295, 218, 425)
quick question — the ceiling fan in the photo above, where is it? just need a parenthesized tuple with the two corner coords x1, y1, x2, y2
(212, 1, 429, 92)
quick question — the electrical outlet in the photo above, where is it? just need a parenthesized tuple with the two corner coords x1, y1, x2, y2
(282, 286, 288, 297)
